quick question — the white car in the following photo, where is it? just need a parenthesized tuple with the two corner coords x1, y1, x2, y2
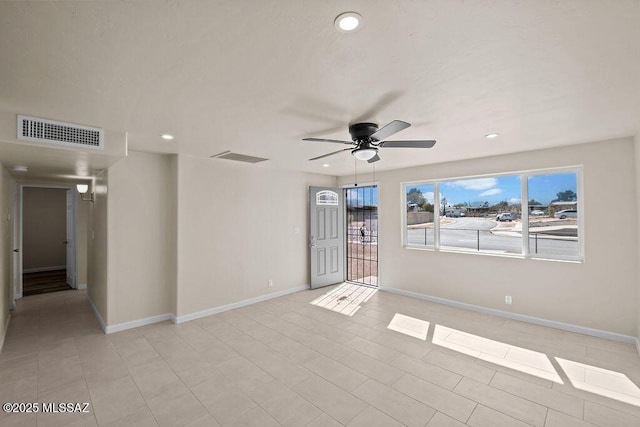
(554, 209, 577, 219)
(530, 209, 545, 216)
(496, 213, 512, 222)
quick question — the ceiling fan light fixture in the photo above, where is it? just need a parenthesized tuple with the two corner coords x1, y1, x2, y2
(485, 133, 499, 139)
(335, 12, 362, 32)
(352, 147, 377, 161)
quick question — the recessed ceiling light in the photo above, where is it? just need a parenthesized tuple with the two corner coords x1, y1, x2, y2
(13, 165, 28, 172)
(485, 133, 499, 139)
(335, 12, 362, 32)
(322, 164, 330, 168)
(161, 134, 174, 140)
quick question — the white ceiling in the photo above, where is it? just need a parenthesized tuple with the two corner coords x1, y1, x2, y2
(1, 0, 639, 180)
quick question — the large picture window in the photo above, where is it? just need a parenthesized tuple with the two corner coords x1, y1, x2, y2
(406, 184, 435, 247)
(403, 168, 581, 261)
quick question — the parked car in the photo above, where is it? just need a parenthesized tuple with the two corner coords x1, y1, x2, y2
(496, 213, 512, 222)
(554, 209, 577, 219)
(530, 209, 545, 216)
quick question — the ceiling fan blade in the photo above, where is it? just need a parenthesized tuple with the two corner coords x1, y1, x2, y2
(370, 120, 410, 142)
(352, 91, 405, 123)
(367, 154, 381, 163)
(309, 148, 351, 161)
(380, 140, 436, 148)
(303, 138, 353, 145)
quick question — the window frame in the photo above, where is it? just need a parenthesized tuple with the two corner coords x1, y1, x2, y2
(402, 166, 584, 262)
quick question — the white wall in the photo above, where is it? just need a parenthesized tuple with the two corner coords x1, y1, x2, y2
(86, 151, 335, 329)
(635, 134, 640, 346)
(88, 170, 109, 325)
(168, 155, 178, 317)
(339, 138, 637, 336)
(107, 151, 175, 325)
(76, 193, 89, 287)
(175, 155, 335, 317)
(22, 187, 66, 271)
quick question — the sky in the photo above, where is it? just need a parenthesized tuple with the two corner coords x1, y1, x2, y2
(346, 186, 378, 207)
(407, 172, 577, 206)
(339, 172, 576, 207)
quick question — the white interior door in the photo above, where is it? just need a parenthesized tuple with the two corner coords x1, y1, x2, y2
(12, 182, 21, 301)
(65, 189, 76, 288)
(309, 186, 344, 289)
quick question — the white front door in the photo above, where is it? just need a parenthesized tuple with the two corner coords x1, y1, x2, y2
(309, 186, 345, 289)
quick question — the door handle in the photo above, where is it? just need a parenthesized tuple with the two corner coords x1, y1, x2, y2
(63, 241, 69, 245)
(13, 249, 19, 253)
(310, 243, 317, 248)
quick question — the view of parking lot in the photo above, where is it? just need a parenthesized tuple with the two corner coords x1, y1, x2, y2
(405, 171, 579, 258)
(407, 216, 579, 257)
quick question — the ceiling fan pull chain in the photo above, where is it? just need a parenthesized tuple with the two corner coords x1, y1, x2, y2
(354, 157, 358, 186)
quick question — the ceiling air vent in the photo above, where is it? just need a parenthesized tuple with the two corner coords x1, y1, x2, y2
(17, 115, 104, 150)
(210, 150, 269, 164)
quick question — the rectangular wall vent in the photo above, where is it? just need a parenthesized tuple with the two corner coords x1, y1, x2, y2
(210, 150, 269, 164)
(17, 115, 104, 150)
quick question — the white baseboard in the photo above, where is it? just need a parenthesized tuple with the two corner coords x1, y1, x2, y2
(382, 287, 637, 345)
(86, 295, 106, 334)
(174, 285, 309, 324)
(86, 295, 173, 334)
(0, 315, 10, 354)
(86, 286, 309, 334)
(23, 265, 66, 273)
(76, 283, 87, 290)
(105, 313, 174, 334)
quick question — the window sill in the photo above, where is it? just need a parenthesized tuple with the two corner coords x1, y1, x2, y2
(403, 244, 583, 263)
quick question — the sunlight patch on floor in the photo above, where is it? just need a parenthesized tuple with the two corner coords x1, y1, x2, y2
(433, 324, 564, 384)
(556, 358, 640, 407)
(310, 283, 377, 316)
(387, 313, 430, 340)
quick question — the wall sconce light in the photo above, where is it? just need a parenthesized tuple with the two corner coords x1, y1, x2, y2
(77, 184, 94, 202)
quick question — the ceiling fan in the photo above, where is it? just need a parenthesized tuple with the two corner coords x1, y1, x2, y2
(303, 120, 436, 163)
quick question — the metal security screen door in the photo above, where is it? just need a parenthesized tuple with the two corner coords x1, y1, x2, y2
(309, 187, 345, 289)
(346, 186, 378, 286)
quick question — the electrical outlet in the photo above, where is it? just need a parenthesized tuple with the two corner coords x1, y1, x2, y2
(505, 295, 512, 305)
(268, 279, 273, 288)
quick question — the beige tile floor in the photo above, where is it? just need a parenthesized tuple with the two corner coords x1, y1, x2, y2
(1, 286, 639, 426)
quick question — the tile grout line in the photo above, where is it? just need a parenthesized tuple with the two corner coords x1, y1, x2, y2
(7, 287, 640, 427)
(109, 333, 161, 426)
(74, 335, 99, 426)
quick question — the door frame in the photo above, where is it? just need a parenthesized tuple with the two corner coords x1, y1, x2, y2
(13, 183, 78, 301)
(341, 181, 380, 287)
